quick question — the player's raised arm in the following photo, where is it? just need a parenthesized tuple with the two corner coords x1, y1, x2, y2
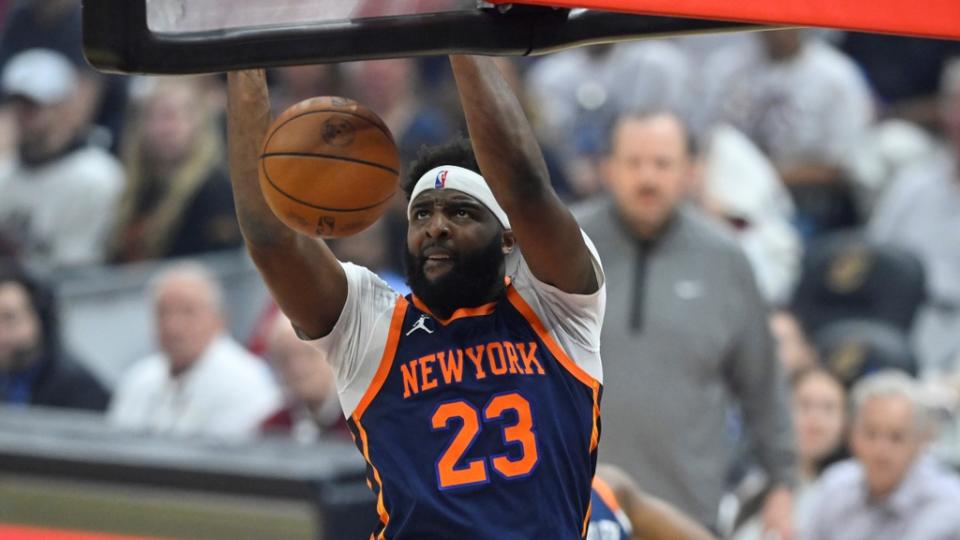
(226, 70, 346, 338)
(448, 55, 598, 295)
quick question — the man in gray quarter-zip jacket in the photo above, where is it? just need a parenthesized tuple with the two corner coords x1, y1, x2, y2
(574, 110, 796, 538)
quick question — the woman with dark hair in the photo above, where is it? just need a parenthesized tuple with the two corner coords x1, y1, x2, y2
(733, 366, 848, 539)
(790, 367, 850, 480)
(0, 260, 108, 410)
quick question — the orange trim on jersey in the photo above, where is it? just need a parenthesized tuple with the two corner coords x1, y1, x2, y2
(351, 298, 407, 538)
(581, 499, 593, 539)
(355, 419, 390, 536)
(410, 295, 496, 326)
(505, 285, 602, 452)
(353, 297, 409, 420)
(589, 384, 601, 453)
(505, 285, 600, 389)
(592, 476, 623, 513)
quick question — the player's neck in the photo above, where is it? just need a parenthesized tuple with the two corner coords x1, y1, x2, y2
(425, 281, 504, 321)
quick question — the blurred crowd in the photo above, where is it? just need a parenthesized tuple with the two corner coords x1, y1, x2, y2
(1, 0, 960, 538)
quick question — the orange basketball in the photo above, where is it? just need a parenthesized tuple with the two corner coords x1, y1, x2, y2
(258, 96, 399, 238)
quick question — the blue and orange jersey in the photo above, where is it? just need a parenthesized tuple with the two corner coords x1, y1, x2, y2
(346, 284, 602, 539)
(587, 476, 632, 540)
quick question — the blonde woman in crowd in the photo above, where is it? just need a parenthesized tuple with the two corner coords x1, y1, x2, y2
(110, 76, 241, 263)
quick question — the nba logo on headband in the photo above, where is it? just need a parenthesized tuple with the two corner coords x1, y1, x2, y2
(411, 165, 511, 229)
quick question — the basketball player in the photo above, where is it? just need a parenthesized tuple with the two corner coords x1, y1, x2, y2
(589, 464, 717, 540)
(227, 55, 604, 539)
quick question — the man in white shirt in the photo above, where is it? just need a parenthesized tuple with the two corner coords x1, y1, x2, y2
(109, 262, 281, 440)
(0, 48, 123, 268)
(869, 59, 960, 373)
(697, 30, 874, 236)
(804, 370, 960, 540)
(698, 30, 873, 181)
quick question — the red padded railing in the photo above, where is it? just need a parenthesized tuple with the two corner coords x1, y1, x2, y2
(491, 0, 960, 39)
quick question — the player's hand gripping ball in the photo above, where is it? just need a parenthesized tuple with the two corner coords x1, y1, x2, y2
(258, 96, 399, 238)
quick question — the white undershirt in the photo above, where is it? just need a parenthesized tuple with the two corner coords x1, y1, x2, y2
(305, 231, 606, 418)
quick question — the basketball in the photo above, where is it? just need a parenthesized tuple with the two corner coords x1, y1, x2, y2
(258, 96, 399, 238)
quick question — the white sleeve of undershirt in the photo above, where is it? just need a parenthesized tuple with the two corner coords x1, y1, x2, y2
(302, 262, 398, 416)
(510, 230, 605, 383)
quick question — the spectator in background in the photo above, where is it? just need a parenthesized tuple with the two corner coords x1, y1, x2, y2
(260, 313, 348, 442)
(804, 370, 960, 540)
(927, 350, 960, 467)
(268, 63, 345, 113)
(698, 124, 802, 305)
(0, 1, 87, 78)
(109, 262, 280, 439)
(343, 58, 456, 271)
(345, 58, 453, 165)
(698, 30, 874, 236)
(789, 232, 926, 341)
(244, 221, 407, 359)
(790, 368, 848, 495)
(699, 30, 872, 184)
(110, 76, 241, 263)
(814, 319, 918, 389)
(526, 41, 693, 198)
(845, 118, 936, 215)
(734, 367, 847, 539)
(840, 32, 960, 130)
(0, 48, 124, 268)
(491, 56, 575, 203)
(0, 0, 129, 153)
(575, 111, 795, 536)
(329, 219, 408, 295)
(0, 259, 108, 410)
(869, 58, 960, 374)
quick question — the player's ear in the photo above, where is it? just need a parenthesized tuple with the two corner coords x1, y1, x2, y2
(501, 229, 516, 255)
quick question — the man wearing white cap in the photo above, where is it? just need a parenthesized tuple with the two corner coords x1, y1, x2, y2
(227, 56, 605, 539)
(0, 48, 123, 268)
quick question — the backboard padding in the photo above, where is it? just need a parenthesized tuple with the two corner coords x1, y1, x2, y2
(490, 0, 960, 40)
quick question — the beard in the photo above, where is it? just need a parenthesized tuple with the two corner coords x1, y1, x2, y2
(404, 232, 506, 316)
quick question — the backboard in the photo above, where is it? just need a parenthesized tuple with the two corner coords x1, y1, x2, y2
(82, 0, 754, 74)
(82, 0, 959, 75)
(144, 0, 479, 33)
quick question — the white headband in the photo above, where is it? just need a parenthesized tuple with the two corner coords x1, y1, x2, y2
(408, 165, 511, 229)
